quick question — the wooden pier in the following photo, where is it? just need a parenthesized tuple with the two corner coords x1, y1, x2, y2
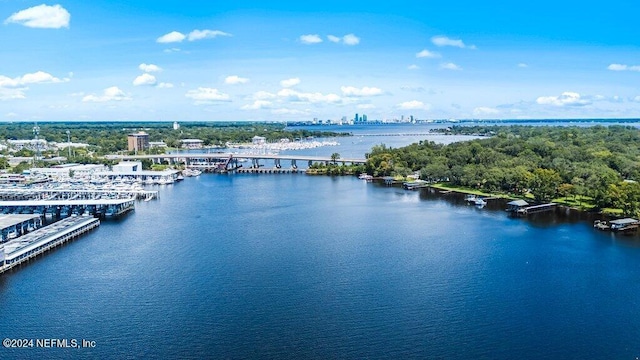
(0, 216, 100, 274)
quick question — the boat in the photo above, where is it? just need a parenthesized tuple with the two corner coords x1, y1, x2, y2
(45, 207, 58, 219)
(7, 228, 18, 240)
(465, 194, 477, 203)
(105, 206, 116, 218)
(60, 206, 71, 218)
(358, 173, 373, 181)
(593, 220, 610, 230)
(474, 198, 487, 206)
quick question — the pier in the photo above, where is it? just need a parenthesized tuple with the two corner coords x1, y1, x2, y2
(0, 216, 100, 274)
(0, 188, 157, 201)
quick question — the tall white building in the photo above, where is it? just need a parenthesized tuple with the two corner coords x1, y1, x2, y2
(173, 121, 180, 130)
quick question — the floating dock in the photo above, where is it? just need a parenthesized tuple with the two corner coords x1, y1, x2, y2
(0, 188, 157, 201)
(0, 216, 100, 274)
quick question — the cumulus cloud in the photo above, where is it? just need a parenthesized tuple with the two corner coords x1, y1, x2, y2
(139, 63, 162, 73)
(299, 34, 323, 44)
(408, 65, 420, 70)
(473, 107, 500, 116)
(185, 87, 230, 104)
(607, 63, 640, 72)
(0, 71, 68, 88)
(342, 34, 360, 45)
(398, 100, 429, 110)
(157, 82, 174, 89)
(341, 86, 383, 97)
(157, 29, 231, 43)
(416, 49, 441, 58)
(325, 34, 360, 45)
(241, 100, 273, 110)
(4, 4, 70, 29)
(188, 29, 231, 41)
(277, 88, 341, 104)
(82, 87, 130, 102)
(252, 91, 277, 100)
(133, 73, 157, 86)
(157, 31, 186, 43)
(0, 89, 26, 101)
(536, 92, 591, 107)
(431, 36, 474, 49)
(440, 62, 462, 71)
(225, 75, 249, 85)
(280, 78, 301, 88)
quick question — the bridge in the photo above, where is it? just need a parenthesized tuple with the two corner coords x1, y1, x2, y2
(104, 153, 367, 172)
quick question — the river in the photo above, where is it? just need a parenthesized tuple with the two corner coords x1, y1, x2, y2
(1, 123, 639, 359)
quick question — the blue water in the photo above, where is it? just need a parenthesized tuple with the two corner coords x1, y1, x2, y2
(3, 123, 640, 359)
(1, 175, 640, 359)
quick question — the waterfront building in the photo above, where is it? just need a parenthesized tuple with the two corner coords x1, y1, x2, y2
(113, 161, 143, 172)
(181, 139, 204, 149)
(252, 136, 266, 145)
(7, 139, 48, 151)
(127, 132, 149, 152)
(149, 141, 167, 148)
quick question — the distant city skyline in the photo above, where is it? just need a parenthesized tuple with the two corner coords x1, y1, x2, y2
(1, 1, 639, 121)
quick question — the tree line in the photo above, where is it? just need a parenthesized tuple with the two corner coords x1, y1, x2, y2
(364, 125, 640, 215)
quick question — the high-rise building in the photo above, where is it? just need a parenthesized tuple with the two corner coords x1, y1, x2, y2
(362, 114, 368, 122)
(354, 113, 359, 123)
(173, 121, 180, 130)
(127, 131, 149, 152)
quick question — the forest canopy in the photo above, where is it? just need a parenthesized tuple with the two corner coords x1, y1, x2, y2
(365, 125, 640, 213)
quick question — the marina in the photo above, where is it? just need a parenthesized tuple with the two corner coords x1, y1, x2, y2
(0, 216, 100, 274)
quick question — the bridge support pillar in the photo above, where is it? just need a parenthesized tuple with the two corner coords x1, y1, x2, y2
(274, 159, 281, 168)
(308, 160, 313, 168)
(291, 159, 297, 169)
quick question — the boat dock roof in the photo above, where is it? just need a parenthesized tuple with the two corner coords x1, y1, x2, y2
(0, 214, 41, 230)
(0, 199, 134, 207)
(609, 218, 639, 225)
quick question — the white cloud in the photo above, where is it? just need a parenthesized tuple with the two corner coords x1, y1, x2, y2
(157, 31, 186, 43)
(633, 96, 640, 103)
(271, 108, 309, 115)
(4, 4, 70, 29)
(0, 89, 26, 100)
(408, 65, 420, 70)
(357, 104, 376, 109)
(607, 63, 640, 72)
(325, 34, 360, 45)
(440, 63, 462, 71)
(0, 71, 67, 88)
(277, 88, 341, 104)
(342, 34, 360, 46)
(5, 112, 18, 118)
(300, 34, 323, 44)
(518, 63, 528, 68)
(536, 92, 591, 107)
(163, 48, 181, 53)
(139, 63, 162, 73)
(280, 78, 301, 88)
(398, 100, 429, 110)
(157, 82, 174, 89)
(252, 91, 277, 100)
(341, 86, 383, 97)
(187, 29, 232, 41)
(473, 107, 500, 116)
(431, 36, 473, 49)
(133, 73, 157, 86)
(82, 86, 130, 102)
(185, 87, 230, 104)
(241, 100, 273, 110)
(225, 75, 249, 85)
(416, 49, 441, 58)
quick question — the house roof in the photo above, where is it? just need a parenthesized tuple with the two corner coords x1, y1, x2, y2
(610, 218, 638, 225)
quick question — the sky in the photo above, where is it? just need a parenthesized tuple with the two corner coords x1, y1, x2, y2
(0, 0, 639, 121)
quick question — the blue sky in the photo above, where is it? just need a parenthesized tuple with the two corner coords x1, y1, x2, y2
(1, 0, 639, 121)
